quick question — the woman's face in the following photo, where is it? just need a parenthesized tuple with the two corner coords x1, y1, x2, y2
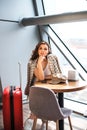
(38, 44, 49, 57)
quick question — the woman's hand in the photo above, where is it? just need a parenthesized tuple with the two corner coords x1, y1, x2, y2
(37, 56, 46, 64)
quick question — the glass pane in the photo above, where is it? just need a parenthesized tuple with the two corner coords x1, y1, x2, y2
(49, 23, 87, 113)
(43, 0, 87, 15)
(50, 22, 87, 73)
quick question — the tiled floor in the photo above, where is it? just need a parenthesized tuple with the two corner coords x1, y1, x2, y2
(0, 103, 87, 130)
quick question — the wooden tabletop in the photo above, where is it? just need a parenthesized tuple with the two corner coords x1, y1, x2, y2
(35, 80, 87, 93)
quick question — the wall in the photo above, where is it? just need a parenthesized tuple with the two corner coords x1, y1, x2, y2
(0, 0, 40, 97)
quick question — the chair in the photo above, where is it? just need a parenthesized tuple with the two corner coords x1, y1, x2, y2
(29, 86, 73, 130)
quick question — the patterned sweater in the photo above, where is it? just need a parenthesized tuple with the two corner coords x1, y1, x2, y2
(26, 54, 62, 93)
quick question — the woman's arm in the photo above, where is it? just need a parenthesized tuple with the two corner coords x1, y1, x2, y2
(34, 56, 45, 80)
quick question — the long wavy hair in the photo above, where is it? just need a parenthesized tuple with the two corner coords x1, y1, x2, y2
(30, 41, 52, 60)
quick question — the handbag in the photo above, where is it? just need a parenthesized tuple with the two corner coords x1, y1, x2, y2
(49, 74, 67, 84)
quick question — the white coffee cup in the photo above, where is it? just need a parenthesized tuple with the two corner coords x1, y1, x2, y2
(68, 70, 79, 81)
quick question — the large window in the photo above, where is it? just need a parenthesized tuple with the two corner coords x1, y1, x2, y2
(42, 0, 87, 114)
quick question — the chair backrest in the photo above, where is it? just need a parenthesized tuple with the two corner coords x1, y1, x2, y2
(29, 86, 65, 121)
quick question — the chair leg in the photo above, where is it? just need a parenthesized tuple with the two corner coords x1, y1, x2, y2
(46, 120, 48, 130)
(68, 116, 73, 130)
(32, 117, 37, 130)
(56, 120, 59, 130)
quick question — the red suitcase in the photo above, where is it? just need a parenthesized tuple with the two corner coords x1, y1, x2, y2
(3, 86, 23, 130)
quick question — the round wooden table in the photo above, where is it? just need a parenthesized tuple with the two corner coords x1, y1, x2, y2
(35, 80, 87, 93)
(35, 80, 87, 130)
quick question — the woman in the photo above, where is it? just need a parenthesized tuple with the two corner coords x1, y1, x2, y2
(24, 41, 64, 126)
(24, 41, 62, 95)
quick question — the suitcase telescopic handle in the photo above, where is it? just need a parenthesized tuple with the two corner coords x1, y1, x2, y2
(18, 62, 22, 89)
